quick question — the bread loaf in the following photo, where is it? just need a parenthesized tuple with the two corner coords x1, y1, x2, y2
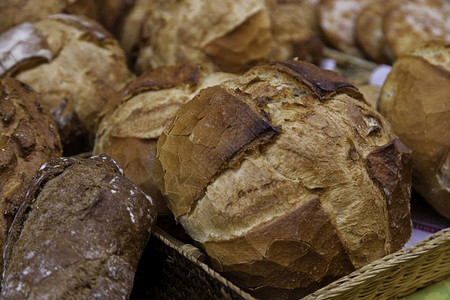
(94, 64, 235, 214)
(355, 0, 403, 64)
(379, 40, 450, 219)
(134, 0, 272, 74)
(1, 155, 156, 299)
(0, 76, 62, 275)
(318, 0, 375, 57)
(383, 0, 450, 60)
(267, 0, 323, 65)
(155, 60, 412, 298)
(0, 14, 133, 155)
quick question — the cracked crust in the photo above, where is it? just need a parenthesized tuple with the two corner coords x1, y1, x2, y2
(94, 64, 235, 214)
(156, 60, 412, 297)
(0, 76, 62, 277)
(0, 15, 133, 155)
(1, 155, 156, 299)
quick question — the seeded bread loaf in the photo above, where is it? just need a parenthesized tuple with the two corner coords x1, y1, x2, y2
(379, 40, 450, 219)
(0, 76, 62, 276)
(94, 63, 235, 214)
(155, 60, 412, 299)
(0, 14, 133, 155)
(1, 155, 156, 299)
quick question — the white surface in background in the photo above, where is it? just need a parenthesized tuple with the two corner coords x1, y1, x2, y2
(405, 228, 433, 248)
(369, 65, 392, 86)
(320, 58, 337, 71)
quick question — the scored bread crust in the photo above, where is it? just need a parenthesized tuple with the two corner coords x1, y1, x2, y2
(1, 155, 157, 299)
(134, 0, 272, 74)
(0, 77, 62, 276)
(379, 40, 450, 219)
(94, 64, 235, 214)
(318, 0, 375, 57)
(156, 61, 412, 298)
(0, 14, 133, 155)
(383, 0, 450, 60)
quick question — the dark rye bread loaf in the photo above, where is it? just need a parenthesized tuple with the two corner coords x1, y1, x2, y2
(1, 155, 157, 299)
(155, 61, 412, 299)
(0, 14, 133, 155)
(0, 76, 62, 276)
(94, 64, 234, 214)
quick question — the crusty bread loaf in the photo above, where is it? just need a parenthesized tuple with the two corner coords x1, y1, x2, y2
(379, 40, 450, 219)
(0, 14, 133, 155)
(94, 64, 235, 214)
(383, 0, 450, 60)
(355, 0, 404, 64)
(134, 0, 272, 74)
(1, 155, 156, 299)
(0, 76, 62, 276)
(155, 60, 412, 299)
(267, 0, 323, 65)
(318, 0, 375, 57)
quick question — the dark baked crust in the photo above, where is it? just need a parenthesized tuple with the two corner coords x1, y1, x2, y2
(0, 76, 61, 276)
(1, 155, 156, 299)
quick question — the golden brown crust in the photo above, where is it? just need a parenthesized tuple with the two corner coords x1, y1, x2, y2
(0, 76, 62, 276)
(318, 0, 375, 57)
(0, 15, 133, 155)
(134, 0, 272, 74)
(156, 60, 413, 295)
(383, 0, 450, 59)
(379, 41, 450, 219)
(94, 64, 235, 214)
(355, 0, 403, 64)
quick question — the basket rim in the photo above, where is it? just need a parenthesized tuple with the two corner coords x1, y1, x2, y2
(303, 227, 450, 299)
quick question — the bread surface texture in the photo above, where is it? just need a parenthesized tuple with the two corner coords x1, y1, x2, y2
(134, 0, 272, 74)
(0, 14, 133, 155)
(1, 155, 156, 299)
(0, 76, 62, 276)
(379, 40, 450, 219)
(94, 64, 235, 213)
(155, 60, 412, 298)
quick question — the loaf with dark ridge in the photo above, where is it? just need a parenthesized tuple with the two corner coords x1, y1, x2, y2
(0, 14, 133, 155)
(155, 60, 412, 299)
(1, 155, 157, 299)
(0, 76, 62, 276)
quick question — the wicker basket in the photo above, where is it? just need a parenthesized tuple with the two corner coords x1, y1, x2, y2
(137, 224, 449, 300)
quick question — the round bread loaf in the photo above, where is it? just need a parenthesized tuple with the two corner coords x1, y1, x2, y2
(134, 0, 272, 74)
(0, 14, 133, 155)
(383, 0, 450, 60)
(0, 76, 62, 275)
(155, 61, 413, 298)
(379, 40, 450, 219)
(1, 155, 157, 299)
(318, 0, 375, 57)
(354, 0, 403, 64)
(267, 0, 323, 65)
(94, 64, 235, 214)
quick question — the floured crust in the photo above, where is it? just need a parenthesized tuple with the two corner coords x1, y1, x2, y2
(0, 15, 133, 155)
(94, 64, 235, 214)
(379, 40, 450, 219)
(156, 60, 413, 296)
(383, 0, 450, 59)
(0, 76, 62, 277)
(318, 0, 375, 57)
(1, 155, 156, 299)
(134, 0, 272, 74)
